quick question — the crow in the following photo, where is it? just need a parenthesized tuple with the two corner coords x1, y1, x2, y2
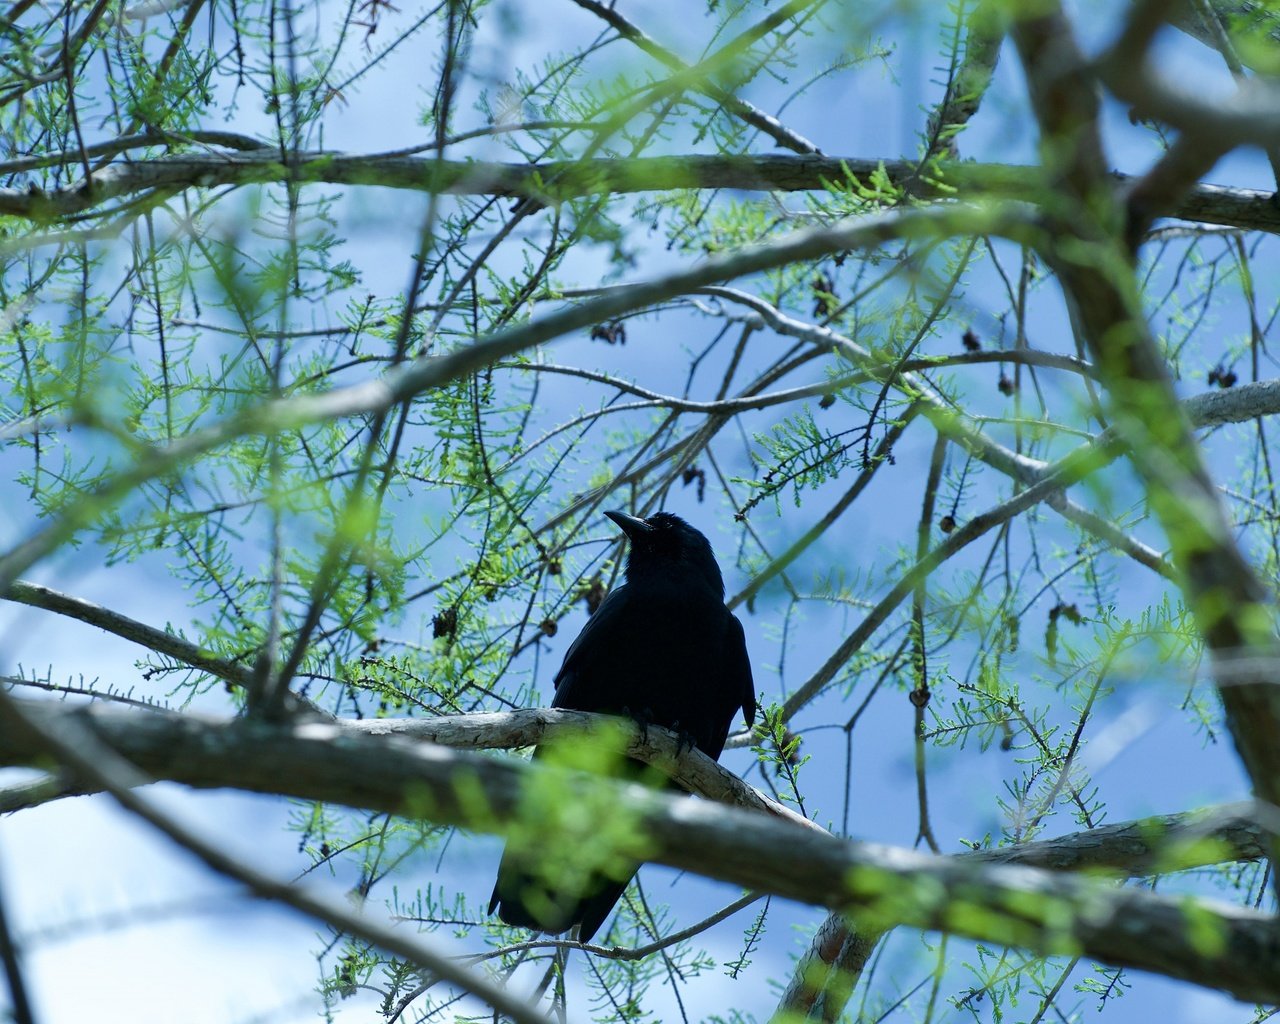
(488, 510, 756, 942)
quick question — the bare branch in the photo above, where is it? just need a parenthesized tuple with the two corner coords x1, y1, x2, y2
(568, 0, 822, 154)
(3, 580, 252, 687)
(0, 854, 35, 1024)
(348, 709, 821, 833)
(773, 800, 1270, 1021)
(1101, 43, 1280, 149)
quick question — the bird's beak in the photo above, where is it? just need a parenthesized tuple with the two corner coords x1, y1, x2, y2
(604, 510, 652, 539)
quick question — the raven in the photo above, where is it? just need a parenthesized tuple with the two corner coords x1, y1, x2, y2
(488, 510, 756, 942)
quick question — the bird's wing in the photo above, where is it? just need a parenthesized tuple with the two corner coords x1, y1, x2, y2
(550, 583, 633, 710)
(726, 612, 757, 727)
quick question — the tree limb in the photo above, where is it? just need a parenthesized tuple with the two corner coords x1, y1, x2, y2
(3, 152, 1278, 234)
(0, 693, 563, 1024)
(3, 580, 251, 688)
(0, 699, 1275, 1003)
(1015, 0, 1280, 843)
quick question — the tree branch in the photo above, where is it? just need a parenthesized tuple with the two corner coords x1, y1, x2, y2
(3, 152, 1278, 234)
(0, 202, 1034, 593)
(1015, 0, 1280, 841)
(0, 699, 1275, 1003)
(3, 580, 251, 687)
(923, 5, 1004, 159)
(772, 802, 1270, 1021)
(0, 695, 562, 1024)
(568, 0, 822, 155)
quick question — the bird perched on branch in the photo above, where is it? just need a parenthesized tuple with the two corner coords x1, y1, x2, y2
(489, 509, 757, 942)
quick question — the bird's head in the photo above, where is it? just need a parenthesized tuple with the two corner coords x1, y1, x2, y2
(605, 510, 724, 597)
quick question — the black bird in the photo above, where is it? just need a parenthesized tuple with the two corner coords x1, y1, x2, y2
(489, 510, 756, 942)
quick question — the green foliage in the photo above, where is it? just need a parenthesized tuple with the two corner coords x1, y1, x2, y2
(2, 0, 1276, 1021)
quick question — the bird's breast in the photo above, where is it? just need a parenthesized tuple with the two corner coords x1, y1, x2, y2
(559, 586, 735, 751)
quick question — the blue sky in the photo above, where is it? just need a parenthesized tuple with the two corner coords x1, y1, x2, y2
(2, 1, 1276, 1021)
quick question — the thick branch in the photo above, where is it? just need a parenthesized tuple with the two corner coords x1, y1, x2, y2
(0, 694, 556, 1024)
(1101, 43, 1280, 149)
(923, 9, 1004, 159)
(1016, 2, 1280, 830)
(346, 709, 820, 833)
(2, 152, 1277, 234)
(774, 800, 1270, 1021)
(1170, 0, 1280, 74)
(0, 700, 1276, 1003)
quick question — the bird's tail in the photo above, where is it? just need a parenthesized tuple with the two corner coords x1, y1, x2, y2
(489, 753, 665, 943)
(488, 854, 633, 944)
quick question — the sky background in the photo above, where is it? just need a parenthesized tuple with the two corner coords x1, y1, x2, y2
(1, 1, 1275, 1021)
